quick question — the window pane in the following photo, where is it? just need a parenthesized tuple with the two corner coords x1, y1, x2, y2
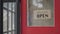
(27, 0, 54, 27)
(3, 2, 16, 34)
(12, 13, 15, 30)
(8, 12, 11, 31)
(3, 3, 16, 12)
(3, 9, 7, 32)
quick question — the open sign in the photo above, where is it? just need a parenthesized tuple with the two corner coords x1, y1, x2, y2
(33, 10, 51, 19)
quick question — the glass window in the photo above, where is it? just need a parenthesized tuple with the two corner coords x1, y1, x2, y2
(27, 0, 54, 27)
(3, 2, 17, 34)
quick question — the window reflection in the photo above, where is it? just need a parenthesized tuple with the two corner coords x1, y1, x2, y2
(3, 2, 16, 34)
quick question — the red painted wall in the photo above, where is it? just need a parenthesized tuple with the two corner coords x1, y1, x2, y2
(21, 0, 60, 34)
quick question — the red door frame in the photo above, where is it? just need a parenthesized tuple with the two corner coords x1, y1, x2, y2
(21, 0, 60, 34)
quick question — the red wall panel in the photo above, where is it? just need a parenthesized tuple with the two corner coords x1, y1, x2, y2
(21, 0, 60, 34)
